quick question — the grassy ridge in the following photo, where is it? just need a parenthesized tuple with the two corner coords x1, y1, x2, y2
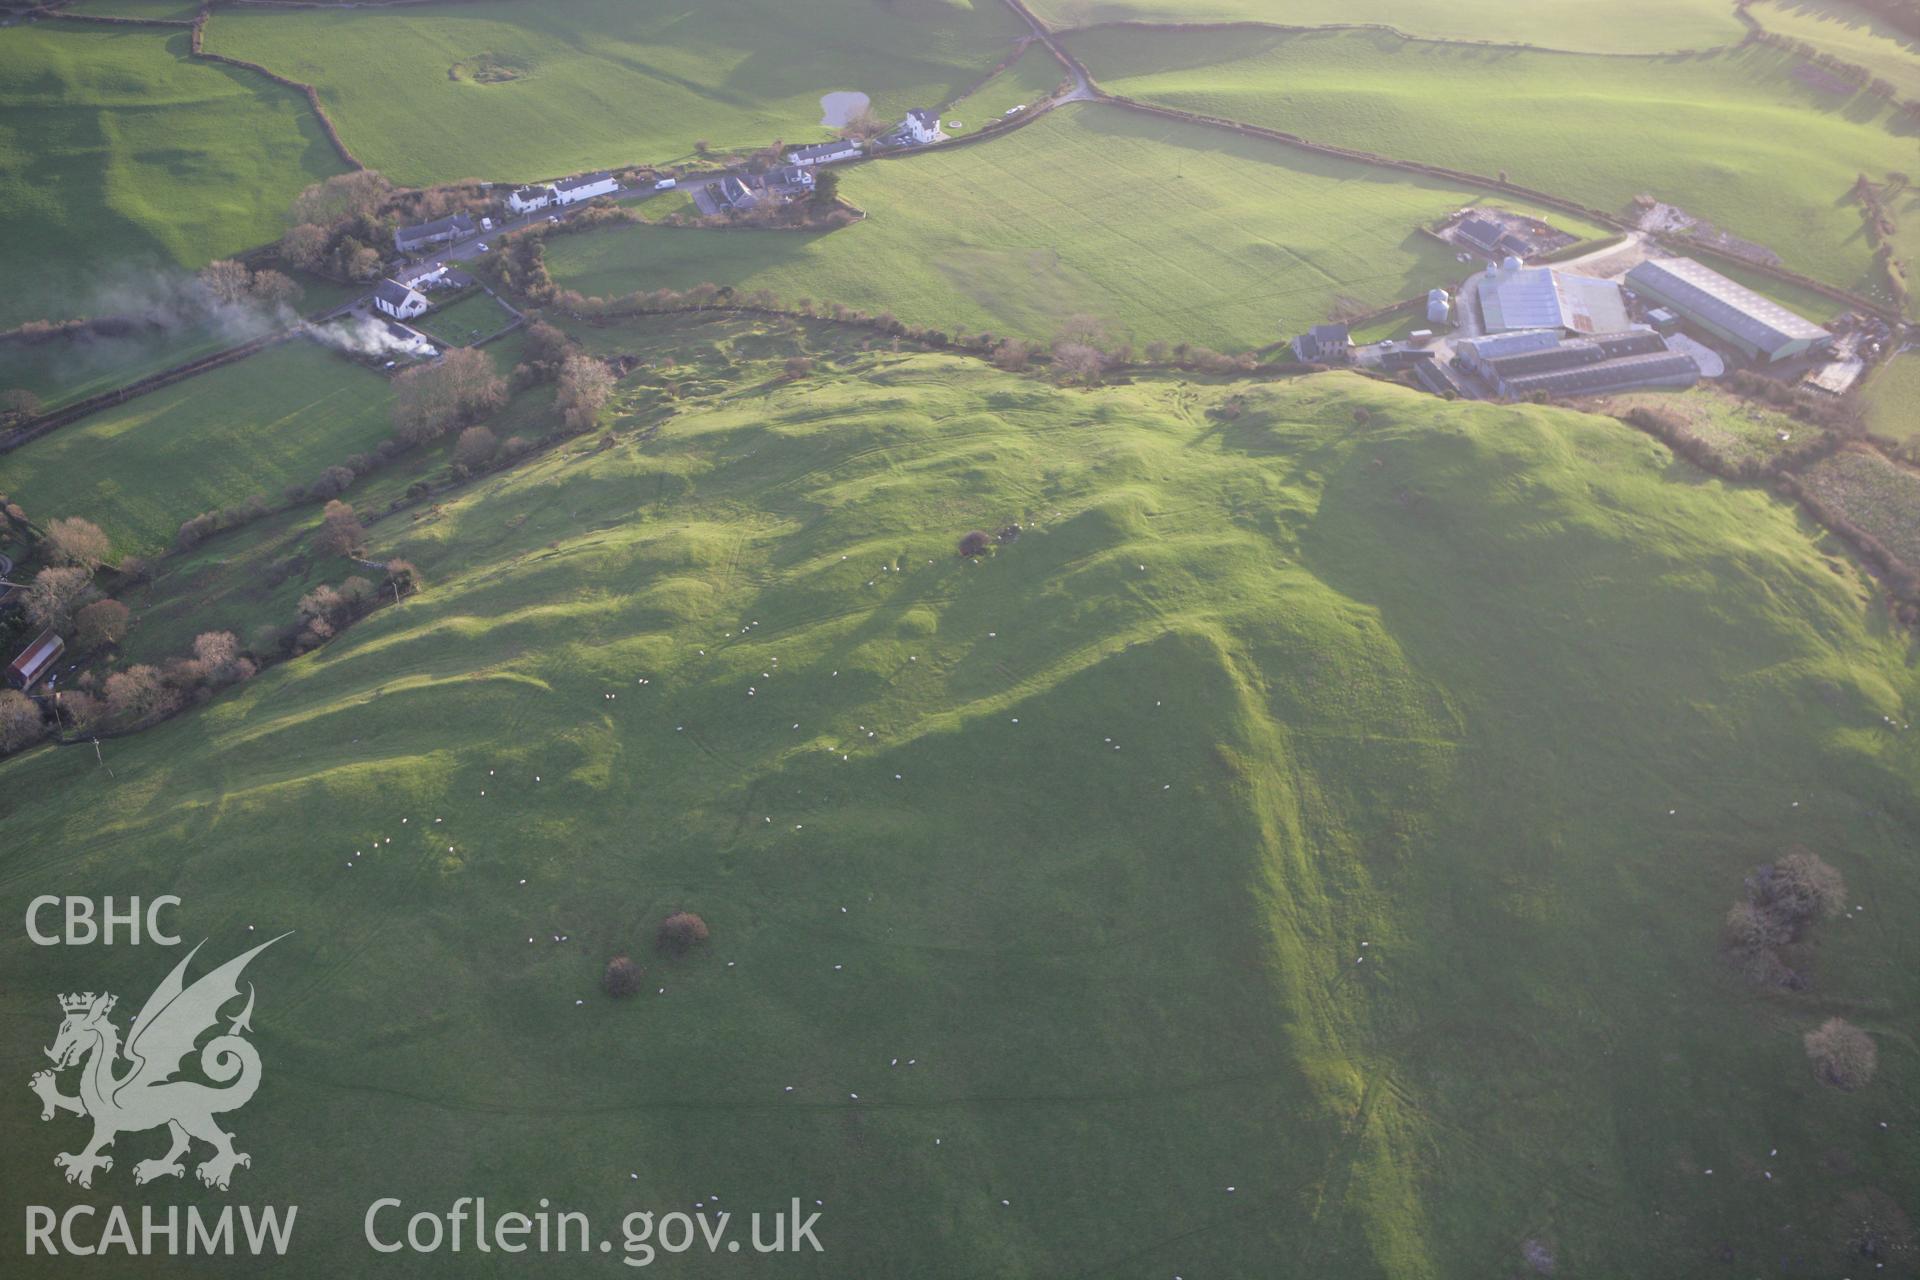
(204, 0, 1027, 185)
(0, 340, 396, 557)
(1, 351, 1915, 1276)
(1069, 27, 1920, 314)
(1025, 0, 1750, 54)
(0, 23, 348, 328)
(544, 103, 1606, 349)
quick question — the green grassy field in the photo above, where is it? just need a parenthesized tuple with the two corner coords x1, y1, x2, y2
(1070, 27, 1920, 314)
(0, 327, 233, 415)
(1863, 350, 1920, 444)
(942, 44, 1068, 132)
(544, 103, 1606, 350)
(1026, 0, 1752, 54)
(202, 0, 1028, 186)
(414, 291, 514, 348)
(1753, 0, 1920, 98)
(1, 347, 1916, 1277)
(0, 340, 396, 557)
(0, 22, 348, 329)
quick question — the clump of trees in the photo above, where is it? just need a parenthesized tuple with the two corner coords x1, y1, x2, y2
(196, 259, 303, 314)
(603, 954, 644, 998)
(655, 911, 710, 957)
(957, 530, 992, 557)
(93, 629, 256, 730)
(1722, 848, 1848, 988)
(280, 171, 398, 282)
(392, 347, 506, 446)
(555, 354, 615, 434)
(1804, 1017, 1877, 1091)
(314, 500, 367, 558)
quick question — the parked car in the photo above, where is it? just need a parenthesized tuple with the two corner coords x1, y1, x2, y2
(654, 177, 678, 190)
(476, 242, 489, 252)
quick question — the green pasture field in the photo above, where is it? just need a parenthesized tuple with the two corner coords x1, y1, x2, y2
(201, 0, 1028, 186)
(1026, 0, 1751, 54)
(1863, 350, 1920, 444)
(544, 103, 1607, 350)
(1597, 384, 1818, 470)
(0, 327, 231, 415)
(0, 340, 395, 557)
(942, 44, 1069, 133)
(1804, 447, 1920, 564)
(0, 22, 348, 329)
(2, 348, 1916, 1277)
(414, 291, 514, 348)
(1069, 28, 1920, 314)
(64, 0, 204, 17)
(1752, 0, 1920, 98)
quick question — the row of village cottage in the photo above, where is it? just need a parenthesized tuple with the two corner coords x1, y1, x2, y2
(1289, 208, 1897, 404)
(371, 112, 946, 322)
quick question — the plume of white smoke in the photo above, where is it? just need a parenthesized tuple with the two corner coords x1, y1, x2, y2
(304, 315, 438, 361)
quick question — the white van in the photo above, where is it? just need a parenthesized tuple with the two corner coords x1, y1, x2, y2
(654, 177, 678, 190)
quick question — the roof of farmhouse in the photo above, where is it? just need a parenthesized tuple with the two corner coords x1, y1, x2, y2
(373, 279, 418, 307)
(553, 172, 614, 192)
(398, 212, 474, 240)
(1625, 257, 1830, 352)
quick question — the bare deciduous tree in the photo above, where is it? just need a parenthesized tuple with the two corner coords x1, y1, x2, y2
(73, 599, 131, 652)
(24, 566, 97, 632)
(46, 517, 111, 572)
(1805, 1017, 1877, 1091)
(655, 911, 710, 957)
(197, 259, 254, 308)
(603, 954, 643, 997)
(556, 353, 615, 433)
(280, 223, 331, 271)
(454, 425, 498, 469)
(315, 500, 366, 558)
(0, 690, 45, 753)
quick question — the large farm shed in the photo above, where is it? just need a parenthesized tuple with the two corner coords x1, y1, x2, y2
(1625, 257, 1830, 363)
(1475, 264, 1630, 335)
(1456, 328, 1698, 398)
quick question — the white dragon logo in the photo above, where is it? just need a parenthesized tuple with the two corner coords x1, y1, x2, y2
(29, 936, 285, 1191)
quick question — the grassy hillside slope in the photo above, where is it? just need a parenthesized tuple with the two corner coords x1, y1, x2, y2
(0, 340, 396, 557)
(0, 23, 347, 328)
(203, 0, 1026, 186)
(1, 354, 1914, 1277)
(1753, 0, 1920, 98)
(544, 103, 1605, 350)
(1071, 28, 1920, 314)
(1026, 0, 1750, 53)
